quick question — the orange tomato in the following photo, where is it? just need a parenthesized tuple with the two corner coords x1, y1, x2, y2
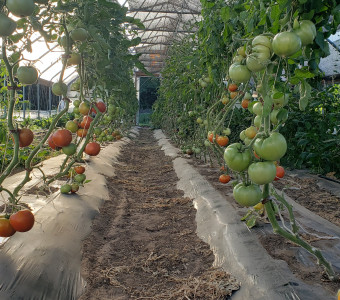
(216, 135, 229, 147)
(230, 91, 238, 99)
(241, 99, 250, 109)
(228, 83, 238, 92)
(274, 165, 285, 181)
(219, 174, 231, 184)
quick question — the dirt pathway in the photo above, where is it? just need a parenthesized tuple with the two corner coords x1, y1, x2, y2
(79, 128, 239, 300)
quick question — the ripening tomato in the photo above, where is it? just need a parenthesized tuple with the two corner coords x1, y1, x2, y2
(230, 91, 238, 99)
(216, 135, 229, 147)
(274, 165, 285, 181)
(219, 174, 231, 184)
(74, 165, 85, 174)
(9, 210, 35, 232)
(91, 101, 107, 114)
(78, 101, 91, 115)
(52, 129, 72, 147)
(0, 218, 16, 237)
(85, 142, 100, 156)
(241, 99, 249, 109)
(76, 128, 88, 138)
(48, 134, 57, 149)
(80, 115, 93, 129)
(208, 132, 214, 143)
(228, 83, 238, 92)
(18, 128, 34, 147)
(245, 126, 257, 139)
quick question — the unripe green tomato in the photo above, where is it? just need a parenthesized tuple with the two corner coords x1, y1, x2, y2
(248, 161, 277, 185)
(196, 117, 203, 124)
(204, 140, 211, 147)
(60, 184, 72, 194)
(252, 102, 263, 115)
(223, 128, 231, 136)
(73, 99, 81, 107)
(233, 183, 262, 207)
(62, 143, 77, 156)
(71, 183, 79, 193)
(254, 115, 261, 128)
(272, 31, 302, 57)
(253, 132, 287, 161)
(74, 174, 86, 183)
(224, 143, 251, 172)
(73, 107, 80, 114)
(240, 130, 246, 141)
(107, 135, 114, 141)
(52, 82, 68, 96)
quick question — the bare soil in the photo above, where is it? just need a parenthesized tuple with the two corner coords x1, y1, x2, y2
(79, 128, 239, 300)
(186, 153, 340, 295)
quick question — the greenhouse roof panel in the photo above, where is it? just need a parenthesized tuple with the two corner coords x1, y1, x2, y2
(126, 0, 201, 75)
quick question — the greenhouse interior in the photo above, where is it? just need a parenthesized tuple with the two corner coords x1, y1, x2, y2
(0, 0, 340, 299)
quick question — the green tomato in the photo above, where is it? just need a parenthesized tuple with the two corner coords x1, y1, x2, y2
(204, 140, 211, 147)
(252, 35, 272, 51)
(6, 0, 35, 17)
(270, 109, 279, 124)
(52, 81, 68, 96)
(223, 128, 231, 136)
(65, 120, 78, 133)
(233, 55, 244, 63)
(196, 117, 203, 124)
(224, 143, 252, 172)
(246, 51, 270, 72)
(73, 107, 80, 114)
(228, 63, 251, 83)
(62, 143, 77, 156)
(252, 102, 263, 115)
(0, 13, 17, 37)
(248, 161, 276, 185)
(74, 174, 86, 183)
(294, 20, 316, 46)
(16, 66, 38, 85)
(244, 92, 252, 100)
(60, 184, 72, 194)
(107, 135, 114, 141)
(254, 115, 261, 128)
(253, 132, 287, 161)
(73, 99, 81, 107)
(272, 32, 302, 57)
(240, 130, 246, 141)
(244, 137, 252, 146)
(71, 183, 79, 193)
(233, 183, 262, 207)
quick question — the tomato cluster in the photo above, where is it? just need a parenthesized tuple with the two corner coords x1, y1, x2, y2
(0, 210, 35, 238)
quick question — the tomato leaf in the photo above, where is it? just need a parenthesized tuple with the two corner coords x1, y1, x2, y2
(246, 215, 257, 228)
(295, 69, 315, 79)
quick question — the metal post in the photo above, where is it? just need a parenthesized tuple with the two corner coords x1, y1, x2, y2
(23, 86, 26, 119)
(37, 84, 40, 119)
(48, 86, 52, 117)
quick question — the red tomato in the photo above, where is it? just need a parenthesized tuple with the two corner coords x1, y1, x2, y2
(219, 174, 231, 184)
(0, 218, 16, 237)
(48, 134, 57, 149)
(80, 115, 93, 129)
(18, 128, 34, 147)
(91, 101, 107, 114)
(52, 129, 72, 147)
(9, 210, 35, 232)
(274, 165, 285, 181)
(85, 142, 100, 156)
(74, 165, 85, 174)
